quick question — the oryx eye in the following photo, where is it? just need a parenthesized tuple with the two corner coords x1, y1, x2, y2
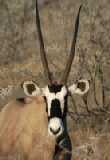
(44, 96, 48, 112)
(64, 95, 67, 101)
(44, 96, 47, 102)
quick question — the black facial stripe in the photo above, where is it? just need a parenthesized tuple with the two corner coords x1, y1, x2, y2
(48, 84, 63, 94)
(49, 99, 62, 119)
(63, 95, 68, 120)
(44, 84, 68, 121)
(44, 96, 47, 101)
(64, 95, 67, 101)
(43, 96, 48, 112)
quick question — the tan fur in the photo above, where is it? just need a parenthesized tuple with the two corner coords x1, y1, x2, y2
(0, 96, 57, 160)
(0, 96, 72, 160)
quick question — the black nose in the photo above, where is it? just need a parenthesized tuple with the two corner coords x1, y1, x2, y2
(50, 127, 61, 135)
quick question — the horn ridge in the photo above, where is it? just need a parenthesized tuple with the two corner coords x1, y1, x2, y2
(60, 4, 82, 85)
(36, 0, 52, 85)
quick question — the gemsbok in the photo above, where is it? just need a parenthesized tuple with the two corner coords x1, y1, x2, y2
(0, 0, 90, 160)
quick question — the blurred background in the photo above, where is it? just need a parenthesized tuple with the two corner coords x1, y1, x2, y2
(0, 0, 110, 159)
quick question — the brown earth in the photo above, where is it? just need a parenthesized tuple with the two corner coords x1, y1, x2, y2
(0, 0, 110, 159)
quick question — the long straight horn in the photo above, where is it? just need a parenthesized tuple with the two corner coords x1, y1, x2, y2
(36, 0, 52, 85)
(60, 4, 82, 85)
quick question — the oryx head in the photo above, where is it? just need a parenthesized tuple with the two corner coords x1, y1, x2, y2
(22, 1, 90, 137)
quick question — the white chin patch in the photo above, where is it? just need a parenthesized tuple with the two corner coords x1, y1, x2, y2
(48, 117, 64, 137)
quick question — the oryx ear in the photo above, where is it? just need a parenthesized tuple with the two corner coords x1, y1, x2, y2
(68, 79, 90, 95)
(21, 81, 44, 97)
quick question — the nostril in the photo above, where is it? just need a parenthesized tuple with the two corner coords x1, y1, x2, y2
(50, 127, 61, 135)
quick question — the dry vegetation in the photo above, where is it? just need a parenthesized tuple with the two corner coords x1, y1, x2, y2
(0, 0, 110, 159)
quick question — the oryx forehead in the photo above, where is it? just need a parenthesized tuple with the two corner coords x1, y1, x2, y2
(44, 86, 55, 99)
(56, 85, 67, 99)
(44, 85, 67, 100)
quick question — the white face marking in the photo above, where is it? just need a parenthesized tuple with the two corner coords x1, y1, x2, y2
(44, 85, 67, 116)
(56, 86, 67, 114)
(48, 118, 64, 137)
(43, 85, 67, 136)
